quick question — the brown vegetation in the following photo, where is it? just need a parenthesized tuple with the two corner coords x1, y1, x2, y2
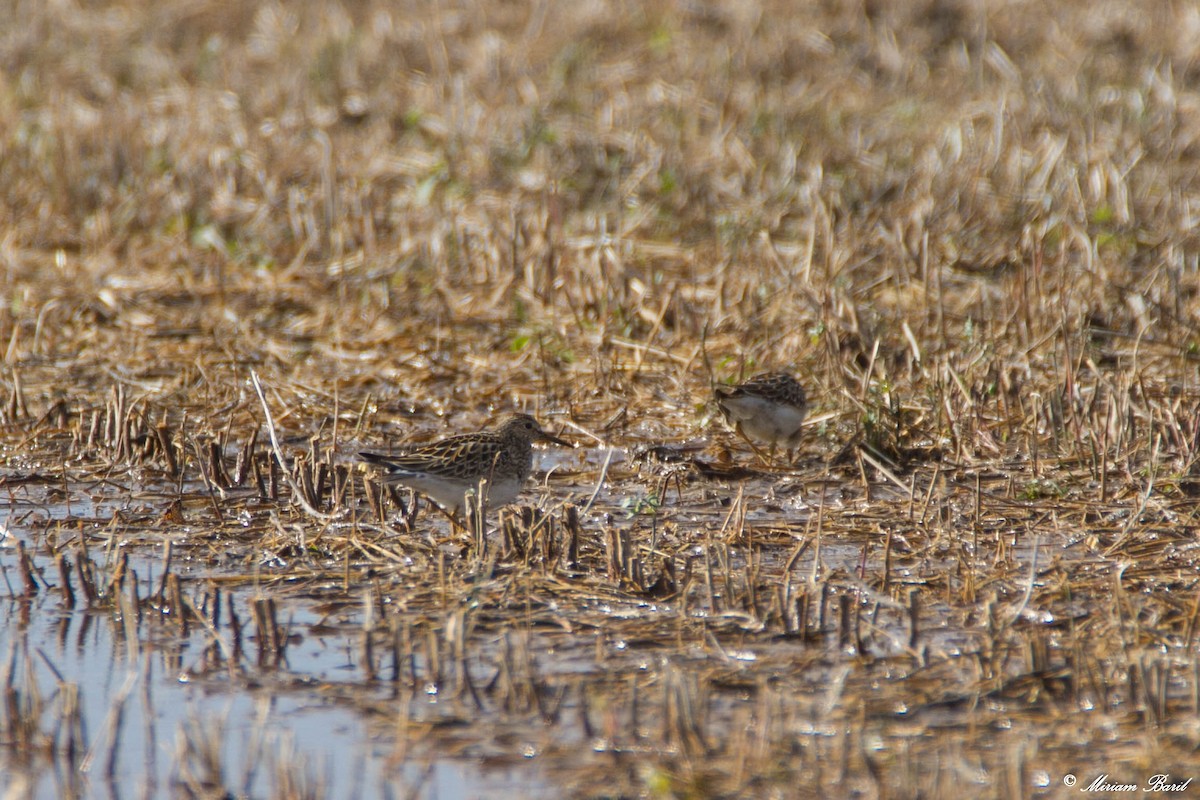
(2, 0, 1200, 797)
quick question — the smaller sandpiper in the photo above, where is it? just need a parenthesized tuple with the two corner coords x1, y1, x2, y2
(359, 413, 570, 516)
(714, 372, 808, 464)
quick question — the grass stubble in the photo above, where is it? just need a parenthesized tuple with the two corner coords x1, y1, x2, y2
(2, 0, 1200, 797)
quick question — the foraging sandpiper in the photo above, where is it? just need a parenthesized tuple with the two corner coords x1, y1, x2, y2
(714, 372, 808, 464)
(359, 413, 570, 515)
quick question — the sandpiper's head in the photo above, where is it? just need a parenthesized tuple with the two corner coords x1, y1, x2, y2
(498, 413, 571, 446)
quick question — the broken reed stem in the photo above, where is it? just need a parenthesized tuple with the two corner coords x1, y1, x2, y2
(74, 547, 97, 606)
(253, 597, 286, 665)
(16, 541, 38, 596)
(882, 527, 893, 594)
(56, 552, 75, 607)
(361, 589, 376, 682)
(155, 421, 178, 477)
(564, 504, 580, 570)
(580, 446, 614, 515)
(190, 437, 225, 523)
(249, 370, 330, 522)
(156, 539, 173, 601)
(908, 588, 920, 650)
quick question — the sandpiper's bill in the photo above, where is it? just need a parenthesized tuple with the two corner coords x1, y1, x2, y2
(715, 372, 808, 464)
(359, 413, 569, 515)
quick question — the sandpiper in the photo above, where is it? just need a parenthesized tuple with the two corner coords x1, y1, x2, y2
(359, 413, 570, 515)
(714, 372, 808, 464)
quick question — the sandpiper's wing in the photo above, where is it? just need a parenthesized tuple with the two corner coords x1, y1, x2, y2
(360, 431, 507, 481)
(717, 373, 806, 407)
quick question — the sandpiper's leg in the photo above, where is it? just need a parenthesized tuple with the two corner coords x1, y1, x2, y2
(464, 492, 488, 547)
(421, 499, 465, 531)
(401, 490, 419, 529)
(735, 423, 772, 466)
(785, 429, 805, 467)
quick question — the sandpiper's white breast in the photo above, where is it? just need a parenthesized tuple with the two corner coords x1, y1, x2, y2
(395, 473, 524, 514)
(720, 394, 806, 443)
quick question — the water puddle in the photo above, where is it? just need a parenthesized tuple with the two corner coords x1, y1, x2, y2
(0, 448, 1144, 799)
(0, 554, 566, 799)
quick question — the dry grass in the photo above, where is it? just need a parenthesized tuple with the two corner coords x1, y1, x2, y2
(3, 0, 1200, 797)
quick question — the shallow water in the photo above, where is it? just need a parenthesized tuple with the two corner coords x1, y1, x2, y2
(0, 446, 1111, 799)
(0, 561, 569, 799)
